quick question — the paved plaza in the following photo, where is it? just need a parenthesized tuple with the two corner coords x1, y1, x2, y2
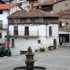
(0, 46, 70, 70)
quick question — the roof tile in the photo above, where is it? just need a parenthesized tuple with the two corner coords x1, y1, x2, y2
(8, 9, 59, 18)
(34, 0, 65, 6)
(0, 4, 15, 10)
(57, 9, 70, 15)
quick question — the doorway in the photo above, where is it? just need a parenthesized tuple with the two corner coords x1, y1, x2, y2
(53, 39, 57, 49)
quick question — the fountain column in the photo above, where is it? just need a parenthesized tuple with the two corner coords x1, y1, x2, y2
(25, 47, 34, 70)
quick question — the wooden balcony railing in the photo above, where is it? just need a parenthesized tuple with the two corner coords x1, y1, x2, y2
(9, 31, 39, 38)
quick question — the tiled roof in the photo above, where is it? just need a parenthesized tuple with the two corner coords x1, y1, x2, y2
(42, 0, 65, 5)
(0, 4, 15, 10)
(57, 9, 70, 15)
(41, 0, 54, 5)
(34, 0, 65, 6)
(56, 9, 70, 19)
(8, 9, 59, 18)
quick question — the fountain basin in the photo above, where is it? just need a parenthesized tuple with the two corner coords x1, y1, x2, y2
(14, 66, 46, 70)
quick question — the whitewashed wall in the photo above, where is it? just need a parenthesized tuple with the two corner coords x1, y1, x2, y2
(38, 24, 59, 48)
(11, 38, 38, 55)
(0, 11, 9, 25)
(0, 10, 9, 43)
(38, 25, 46, 36)
(0, 30, 7, 39)
(9, 24, 59, 55)
(10, 1, 29, 14)
(11, 0, 26, 3)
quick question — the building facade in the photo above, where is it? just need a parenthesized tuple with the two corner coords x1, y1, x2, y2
(2, 0, 26, 4)
(9, 1, 29, 14)
(53, 0, 70, 13)
(8, 9, 59, 55)
(0, 4, 12, 46)
(0, 2, 29, 47)
(58, 9, 70, 46)
(33, 0, 66, 13)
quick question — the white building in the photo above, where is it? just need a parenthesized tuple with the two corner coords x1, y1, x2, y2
(0, 4, 14, 46)
(0, 1, 29, 46)
(11, 0, 27, 4)
(10, 1, 29, 14)
(2, 0, 26, 4)
(8, 9, 59, 55)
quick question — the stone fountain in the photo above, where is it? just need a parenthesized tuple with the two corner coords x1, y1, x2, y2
(14, 47, 46, 70)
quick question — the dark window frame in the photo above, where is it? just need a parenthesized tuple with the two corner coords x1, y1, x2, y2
(11, 39, 15, 48)
(25, 26, 29, 36)
(0, 10, 3, 14)
(14, 26, 18, 35)
(49, 26, 52, 36)
(0, 33, 2, 38)
(66, 22, 68, 25)
(38, 40, 41, 44)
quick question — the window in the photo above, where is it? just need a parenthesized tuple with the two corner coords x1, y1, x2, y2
(49, 26, 52, 36)
(0, 33, 2, 38)
(11, 39, 15, 48)
(0, 10, 3, 14)
(38, 40, 41, 44)
(14, 26, 18, 35)
(0, 20, 3, 28)
(60, 9, 62, 12)
(25, 27, 29, 35)
(65, 3, 68, 7)
(59, 21, 62, 27)
(66, 22, 68, 25)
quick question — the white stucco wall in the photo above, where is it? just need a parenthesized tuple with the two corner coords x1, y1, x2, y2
(11, 0, 26, 3)
(38, 25, 46, 36)
(9, 24, 59, 55)
(11, 38, 38, 55)
(0, 10, 9, 43)
(0, 30, 7, 43)
(0, 10, 9, 25)
(38, 24, 59, 48)
(10, 1, 29, 14)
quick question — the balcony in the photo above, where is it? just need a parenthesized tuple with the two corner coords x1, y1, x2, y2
(9, 18, 45, 25)
(9, 31, 39, 38)
(59, 26, 70, 31)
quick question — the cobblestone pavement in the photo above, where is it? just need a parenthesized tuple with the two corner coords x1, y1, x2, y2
(0, 46, 70, 70)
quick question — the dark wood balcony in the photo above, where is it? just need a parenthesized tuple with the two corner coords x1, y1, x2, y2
(9, 31, 39, 38)
(8, 18, 58, 25)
